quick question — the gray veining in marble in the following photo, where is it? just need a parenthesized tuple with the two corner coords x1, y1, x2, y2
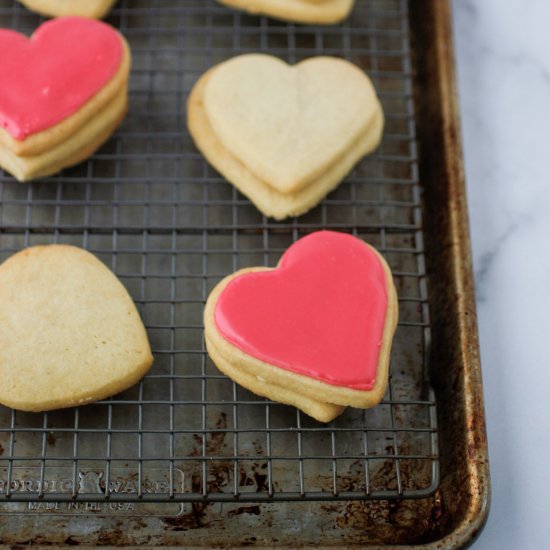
(452, 1, 550, 548)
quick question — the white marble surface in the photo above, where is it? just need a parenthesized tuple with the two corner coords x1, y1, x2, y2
(451, 1, 550, 548)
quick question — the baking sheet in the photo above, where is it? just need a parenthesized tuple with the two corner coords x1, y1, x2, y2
(0, 0, 488, 547)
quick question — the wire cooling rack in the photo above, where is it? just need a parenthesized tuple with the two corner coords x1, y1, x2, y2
(0, 0, 437, 505)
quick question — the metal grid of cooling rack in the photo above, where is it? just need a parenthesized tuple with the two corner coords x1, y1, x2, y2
(0, 0, 438, 504)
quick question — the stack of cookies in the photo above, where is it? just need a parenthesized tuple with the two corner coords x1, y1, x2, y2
(204, 231, 398, 423)
(0, 17, 130, 182)
(188, 54, 384, 220)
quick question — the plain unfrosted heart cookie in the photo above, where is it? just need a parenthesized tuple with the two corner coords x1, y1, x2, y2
(0, 245, 153, 412)
(204, 231, 398, 423)
(217, 0, 355, 25)
(17, 0, 117, 18)
(0, 17, 130, 182)
(188, 54, 383, 220)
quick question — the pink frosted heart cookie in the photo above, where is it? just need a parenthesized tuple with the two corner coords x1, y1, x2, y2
(0, 17, 131, 181)
(204, 231, 398, 422)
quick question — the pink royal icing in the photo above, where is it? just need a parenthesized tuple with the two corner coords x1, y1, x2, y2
(215, 231, 390, 390)
(0, 17, 123, 140)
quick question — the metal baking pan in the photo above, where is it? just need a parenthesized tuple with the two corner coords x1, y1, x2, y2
(0, 0, 489, 547)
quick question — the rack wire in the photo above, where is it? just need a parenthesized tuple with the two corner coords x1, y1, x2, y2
(0, 0, 437, 505)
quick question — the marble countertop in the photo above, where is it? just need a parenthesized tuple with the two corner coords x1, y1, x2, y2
(451, 1, 550, 548)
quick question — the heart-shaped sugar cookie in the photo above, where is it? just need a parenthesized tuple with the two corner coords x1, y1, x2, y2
(204, 231, 398, 422)
(0, 245, 153, 412)
(0, 17, 123, 141)
(188, 54, 383, 219)
(204, 54, 381, 193)
(0, 17, 130, 181)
